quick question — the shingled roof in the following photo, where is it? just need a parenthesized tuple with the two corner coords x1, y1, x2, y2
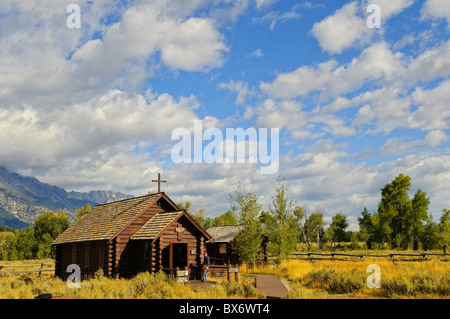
(131, 211, 182, 240)
(52, 193, 161, 245)
(207, 225, 243, 243)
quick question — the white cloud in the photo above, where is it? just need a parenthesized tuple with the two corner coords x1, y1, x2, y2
(422, 0, 450, 24)
(0, 1, 228, 106)
(260, 42, 404, 100)
(218, 80, 256, 105)
(311, 1, 369, 54)
(374, 129, 449, 166)
(0, 90, 204, 169)
(350, 87, 412, 133)
(425, 130, 448, 147)
(160, 18, 228, 71)
(312, 0, 413, 54)
(411, 79, 450, 131)
(253, 9, 301, 31)
(281, 150, 450, 222)
(209, 0, 251, 23)
(260, 60, 337, 99)
(74, 4, 228, 74)
(406, 40, 450, 83)
(34, 147, 163, 194)
(255, 99, 320, 140)
(247, 48, 265, 58)
(255, 0, 277, 10)
(367, 0, 413, 18)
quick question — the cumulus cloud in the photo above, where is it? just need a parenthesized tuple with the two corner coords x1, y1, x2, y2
(367, 0, 413, 18)
(0, 90, 203, 169)
(422, 0, 450, 24)
(406, 40, 450, 83)
(311, 2, 369, 54)
(260, 42, 404, 100)
(411, 79, 450, 131)
(425, 130, 448, 147)
(218, 80, 256, 105)
(0, 1, 228, 106)
(160, 17, 228, 71)
(311, 0, 413, 54)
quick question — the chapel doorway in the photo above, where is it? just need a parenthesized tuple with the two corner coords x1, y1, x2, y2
(170, 243, 188, 269)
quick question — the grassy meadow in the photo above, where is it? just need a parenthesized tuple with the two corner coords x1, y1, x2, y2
(0, 265, 263, 299)
(245, 252, 450, 299)
(1, 251, 449, 299)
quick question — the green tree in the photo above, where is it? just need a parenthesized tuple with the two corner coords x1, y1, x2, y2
(259, 210, 272, 231)
(438, 209, 450, 254)
(420, 217, 439, 251)
(6, 226, 37, 260)
(177, 201, 192, 213)
(3, 210, 69, 260)
(177, 201, 211, 229)
(357, 228, 370, 249)
(75, 204, 92, 221)
(230, 183, 262, 266)
(358, 207, 374, 249)
(34, 210, 70, 258)
(328, 213, 348, 250)
(293, 206, 311, 250)
(348, 231, 360, 250)
(212, 210, 237, 226)
(378, 174, 412, 249)
(409, 189, 430, 250)
(308, 212, 324, 249)
(192, 209, 212, 230)
(265, 180, 299, 263)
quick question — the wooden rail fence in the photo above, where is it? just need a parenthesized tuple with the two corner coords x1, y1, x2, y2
(286, 252, 448, 262)
(0, 263, 55, 277)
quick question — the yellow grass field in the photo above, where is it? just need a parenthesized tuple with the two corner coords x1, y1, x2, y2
(1, 253, 449, 299)
(244, 256, 450, 299)
(0, 268, 263, 299)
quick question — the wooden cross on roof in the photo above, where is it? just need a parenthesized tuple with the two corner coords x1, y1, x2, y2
(152, 173, 167, 193)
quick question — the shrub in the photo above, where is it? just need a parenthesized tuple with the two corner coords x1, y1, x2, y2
(287, 283, 329, 299)
(306, 268, 365, 294)
(382, 272, 450, 297)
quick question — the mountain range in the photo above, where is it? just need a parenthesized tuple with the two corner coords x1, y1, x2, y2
(0, 166, 134, 229)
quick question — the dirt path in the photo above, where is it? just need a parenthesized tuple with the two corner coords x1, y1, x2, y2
(253, 274, 289, 299)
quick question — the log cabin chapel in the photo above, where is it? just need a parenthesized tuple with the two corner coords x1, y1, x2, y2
(52, 175, 212, 280)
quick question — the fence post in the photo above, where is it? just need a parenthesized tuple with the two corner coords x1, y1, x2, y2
(0, 265, 3, 277)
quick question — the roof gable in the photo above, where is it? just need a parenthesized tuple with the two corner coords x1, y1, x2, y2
(53, 193, 162, 244)
(131, 211, 182, 240)
(131, 210, 212, 241)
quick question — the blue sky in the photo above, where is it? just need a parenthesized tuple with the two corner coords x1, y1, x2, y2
(1, 0, 450, 229)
